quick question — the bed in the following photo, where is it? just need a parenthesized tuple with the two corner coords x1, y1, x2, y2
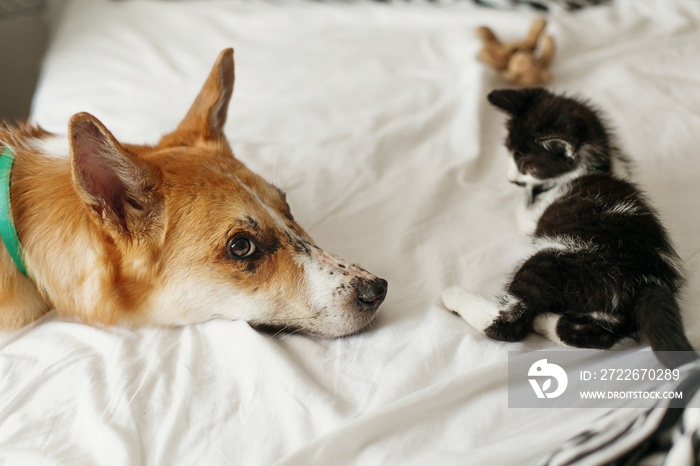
(2, 0, 700, 464)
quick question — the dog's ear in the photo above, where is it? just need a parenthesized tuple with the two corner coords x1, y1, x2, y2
(69, 112, 162, 236)
(487, 88, 547, 115)
(162, 48, 235, 146)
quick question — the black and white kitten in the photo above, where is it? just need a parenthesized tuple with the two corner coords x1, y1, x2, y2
(442, 88, 696, 368)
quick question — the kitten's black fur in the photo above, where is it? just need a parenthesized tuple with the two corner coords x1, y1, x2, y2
(487, 88, 696, 368)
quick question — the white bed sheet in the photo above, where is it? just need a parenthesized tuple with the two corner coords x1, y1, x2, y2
(2, 0, 700, 464)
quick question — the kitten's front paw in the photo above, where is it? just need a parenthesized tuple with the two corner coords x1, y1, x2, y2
(441, 287, 500, 333)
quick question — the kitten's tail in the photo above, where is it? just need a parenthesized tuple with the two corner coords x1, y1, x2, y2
(634, 283, 698, 368)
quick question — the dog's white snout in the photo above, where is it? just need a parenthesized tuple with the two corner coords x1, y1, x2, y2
(302, 244, 388, 320)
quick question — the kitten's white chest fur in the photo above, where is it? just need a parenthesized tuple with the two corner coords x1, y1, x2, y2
(508, 157, 571, 236)
(517, 195, 544, 236)
(510, 143, 632, 237)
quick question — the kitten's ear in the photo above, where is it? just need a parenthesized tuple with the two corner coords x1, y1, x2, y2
(487, 88, 547, 115)
(539, 138, 574, 159)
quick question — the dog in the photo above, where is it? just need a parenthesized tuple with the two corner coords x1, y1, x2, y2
(0, 48, 387, 337)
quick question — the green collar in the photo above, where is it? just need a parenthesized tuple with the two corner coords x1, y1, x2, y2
(0, 148, 28, 276)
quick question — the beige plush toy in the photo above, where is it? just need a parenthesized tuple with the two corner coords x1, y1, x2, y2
(476, 19, 555, 86)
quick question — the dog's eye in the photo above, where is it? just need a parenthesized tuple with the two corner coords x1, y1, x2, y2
(228, 237, 257, 258)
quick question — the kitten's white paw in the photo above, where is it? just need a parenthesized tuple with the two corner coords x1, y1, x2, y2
(533, 313, 569, 346)
(442, 287, 500, 333)
(441, 287, 468, 313)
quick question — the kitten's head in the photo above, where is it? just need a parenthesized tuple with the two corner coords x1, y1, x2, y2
(488, 88, 614, 187)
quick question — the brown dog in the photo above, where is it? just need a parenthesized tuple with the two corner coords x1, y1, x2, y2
(0, 49, 387, 336)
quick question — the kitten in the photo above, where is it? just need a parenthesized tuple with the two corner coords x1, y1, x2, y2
(442, 88, 696, 368)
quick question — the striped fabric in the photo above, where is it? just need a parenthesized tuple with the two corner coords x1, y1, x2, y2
(470, 0, 610, 11)
(541, 361, 700, 466)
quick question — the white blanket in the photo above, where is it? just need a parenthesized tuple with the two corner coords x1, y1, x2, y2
(2, 0, 699, 464)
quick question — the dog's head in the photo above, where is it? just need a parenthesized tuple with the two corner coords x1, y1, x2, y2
(68, 49, 387, 337)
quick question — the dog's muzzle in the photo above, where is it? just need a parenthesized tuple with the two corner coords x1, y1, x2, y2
(354, 277, 388, 312)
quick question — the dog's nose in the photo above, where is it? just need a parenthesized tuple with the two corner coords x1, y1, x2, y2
(355, 278, 388, 311)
